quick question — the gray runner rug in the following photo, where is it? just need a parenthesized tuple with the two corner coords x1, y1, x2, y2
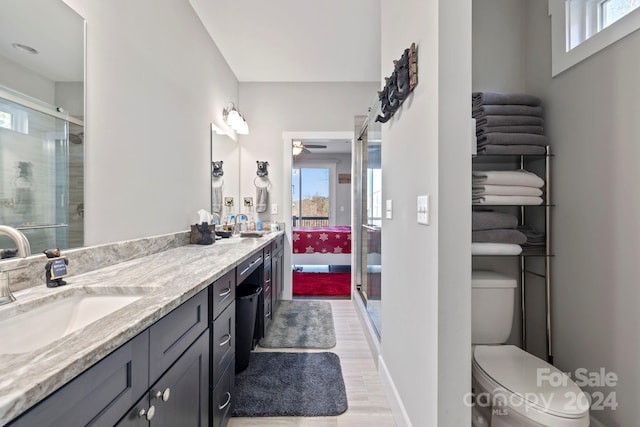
(233, 352, 348, 417)
(259, 300, 336, 349)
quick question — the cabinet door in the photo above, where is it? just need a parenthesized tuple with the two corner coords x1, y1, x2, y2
(9, 331, 149, 427)
(272, 250, 283, 305)
(151, 330, 210, 427)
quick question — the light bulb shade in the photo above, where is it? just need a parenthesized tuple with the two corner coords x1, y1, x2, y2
(223, 104, 249, 135)
(236, 120, 249, 135)
(226, 109, 242, 128)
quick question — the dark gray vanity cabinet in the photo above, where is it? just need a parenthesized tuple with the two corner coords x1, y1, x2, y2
(116, 330, 209, 427)
(7, 331, 149, 427)
(262, 244, 273, 333)
(272, 234, 284, 307)
(210, 269, 236, 427)
(8, 288, 210, 427)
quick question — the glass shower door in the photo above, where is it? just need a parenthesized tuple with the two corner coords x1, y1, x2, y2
(356, 116, 382, 337)
(0, 94, 72, 253)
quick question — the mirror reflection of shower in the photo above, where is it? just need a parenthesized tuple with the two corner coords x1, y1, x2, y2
(0, 89, 84, 256)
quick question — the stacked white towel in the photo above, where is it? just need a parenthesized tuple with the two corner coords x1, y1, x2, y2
(472, 92, 548, 155)
(472, 170, 544, 205)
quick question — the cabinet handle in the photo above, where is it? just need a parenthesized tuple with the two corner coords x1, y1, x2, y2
(138, 405, 155, 420)
(265, 311, 271, 317)
(154, 387, 171, 402)
(219, 392, 232, 410)
(219, 333, 232, 346)
(219, 287, 231, 297)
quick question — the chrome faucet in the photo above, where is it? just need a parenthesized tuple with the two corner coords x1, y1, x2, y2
(0, 225, 32, 306)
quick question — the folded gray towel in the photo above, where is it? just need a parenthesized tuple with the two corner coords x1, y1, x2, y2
(472, 92, 542, 107)
(473, 105, 543, 117)
(477, 133, 549, 147)
(517, 225, 545, 246)
(477, 125, 544, 136)
(212, 186, 223, 213)
(475, 115, 544, 128)
(256, 186, 268, 213)
(478, 144, 547, 155)
(472, 229, 528, 244)
(472, 210, 518, 231)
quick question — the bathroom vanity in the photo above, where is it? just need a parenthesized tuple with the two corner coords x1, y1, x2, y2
(0, 231, 285, 427)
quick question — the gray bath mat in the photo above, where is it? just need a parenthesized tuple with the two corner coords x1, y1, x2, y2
(259, 300, 336, 349)
(233, 352, 348, 417)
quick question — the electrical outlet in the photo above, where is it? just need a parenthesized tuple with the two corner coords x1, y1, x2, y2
(224, 197, 234, 207)
(271, 203, 278, 215)
(244, 197, 253, 207)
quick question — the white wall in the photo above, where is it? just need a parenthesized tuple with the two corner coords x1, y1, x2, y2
(61, 0, 239, 245)
(380, 0, 471, 425)
(526, 1, 640, 425)
(0, 55, 55, 104)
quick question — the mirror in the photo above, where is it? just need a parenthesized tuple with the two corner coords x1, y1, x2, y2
(0, 0, 85, 257)
(211, 123, 239, 224)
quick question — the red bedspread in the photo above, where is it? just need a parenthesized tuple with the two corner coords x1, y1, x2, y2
(292, 226, 352, 254)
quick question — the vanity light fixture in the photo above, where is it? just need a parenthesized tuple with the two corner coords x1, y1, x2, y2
(223, 103, 249, 135)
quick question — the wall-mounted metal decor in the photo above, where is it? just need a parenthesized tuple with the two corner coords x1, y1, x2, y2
(376, 42, 418, 123)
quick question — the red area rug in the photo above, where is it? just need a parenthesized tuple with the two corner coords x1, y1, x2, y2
(293, 272, 351, 297)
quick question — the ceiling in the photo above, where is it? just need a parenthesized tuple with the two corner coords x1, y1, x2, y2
(0, 0, 84, 83)
(190, 0, 381, 83)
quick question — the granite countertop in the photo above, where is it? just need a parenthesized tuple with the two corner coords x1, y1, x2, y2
(0, 232, 282, 425)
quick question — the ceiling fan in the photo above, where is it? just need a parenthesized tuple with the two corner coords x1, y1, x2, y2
(292, 141, 327, 156)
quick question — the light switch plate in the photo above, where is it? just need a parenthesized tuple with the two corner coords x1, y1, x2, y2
(385, 199, 393, 219)
(417, 194, 430, 225)
(271, 203, 278, 214)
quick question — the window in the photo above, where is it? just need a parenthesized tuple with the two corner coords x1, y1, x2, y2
(550, 0, 640, 75)
(292, 167, 331, 226)
(602, 0, 640, 28)
(0, 111, 11, 129)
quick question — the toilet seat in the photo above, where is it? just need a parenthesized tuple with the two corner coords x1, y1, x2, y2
(473, 345, 590, 426)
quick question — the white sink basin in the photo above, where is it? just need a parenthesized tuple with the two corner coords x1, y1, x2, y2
(0, 292, 144, 354)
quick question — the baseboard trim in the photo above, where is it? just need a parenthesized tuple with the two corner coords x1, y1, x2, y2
(379, 356, 413, 427)
(352, 295, 381, 364)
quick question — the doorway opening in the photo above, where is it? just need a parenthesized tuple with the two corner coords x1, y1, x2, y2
(285, 132, 354, 300)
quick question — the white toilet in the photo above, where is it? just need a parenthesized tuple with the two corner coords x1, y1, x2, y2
(471, 270, 590, 427)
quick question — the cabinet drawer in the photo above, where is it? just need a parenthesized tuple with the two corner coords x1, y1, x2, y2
(9, 331, 149, 427)
(211, 270, 235, 320)
(212, 303, 235, 388)
(263, 244, 272, 262)
(236, 250, 263, 283)
(211, 361, 235, 427)
(149, 288, 208, 384)
(272, 234, 284, 253)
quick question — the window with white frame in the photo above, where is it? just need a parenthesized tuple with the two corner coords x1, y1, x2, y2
(567, 0, 640, 50)
(550, 0, 640, 75)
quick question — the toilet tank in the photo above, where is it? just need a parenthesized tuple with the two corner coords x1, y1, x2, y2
(472, 270, 517, 344)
